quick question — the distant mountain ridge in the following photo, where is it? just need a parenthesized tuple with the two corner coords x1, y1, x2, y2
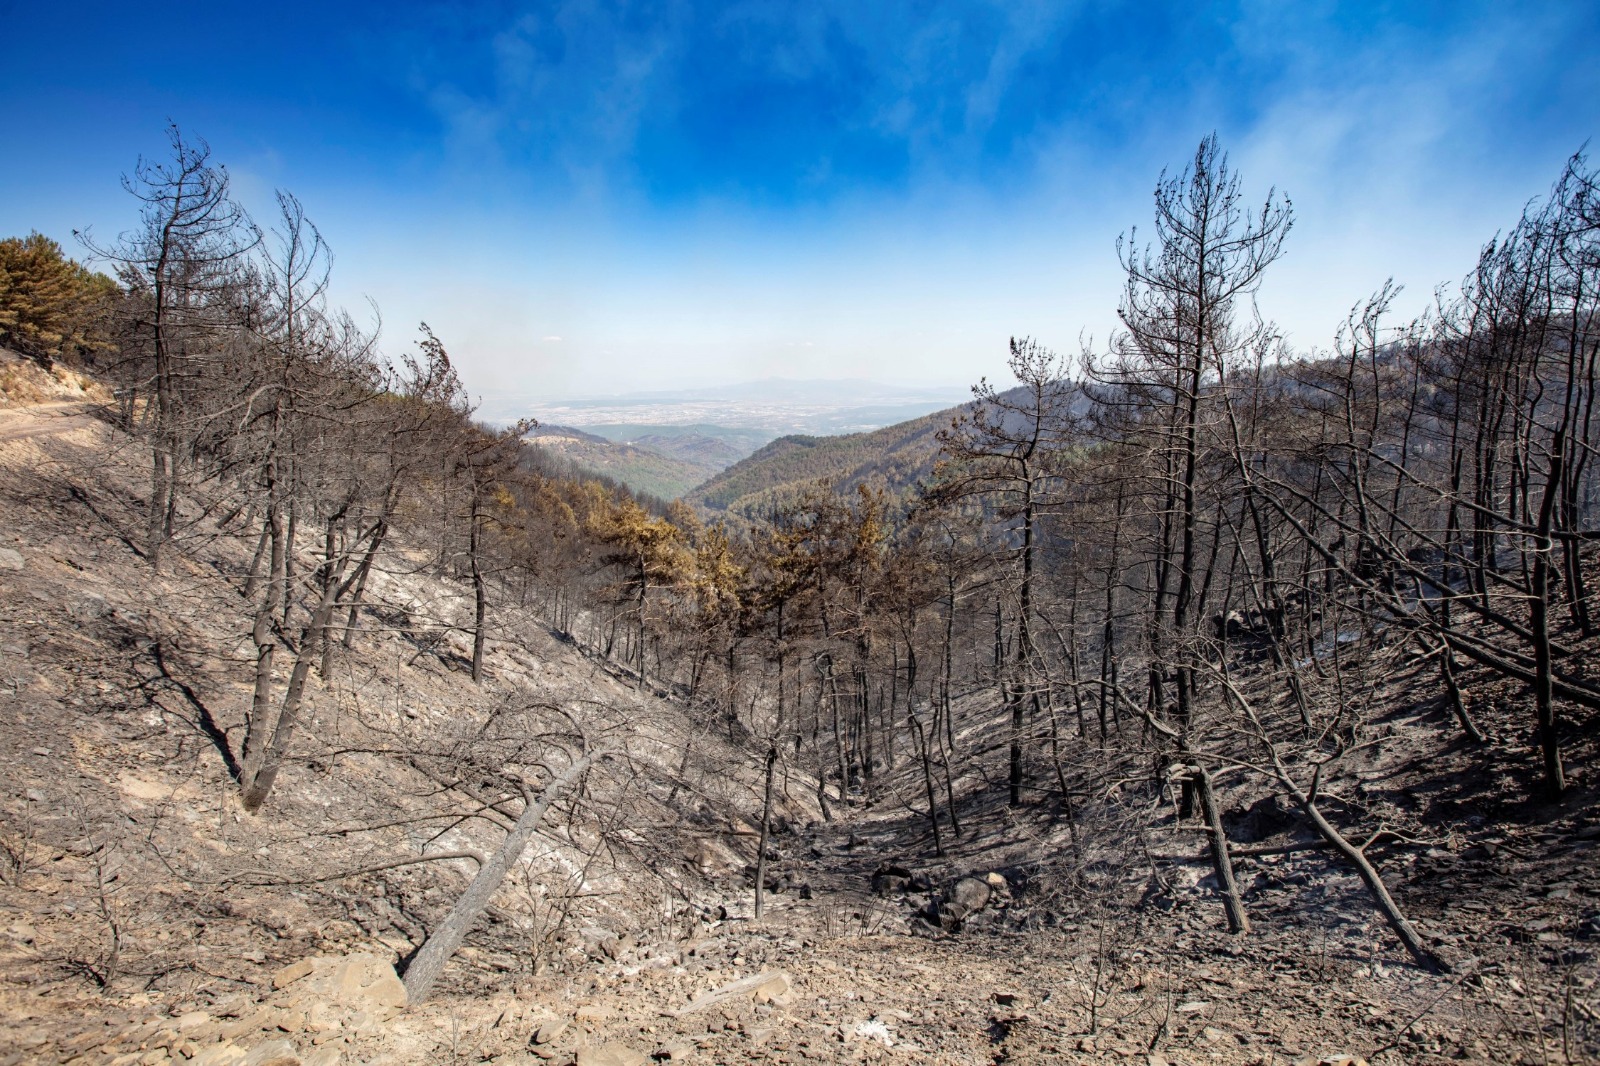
(580, 423, 772, 465)
(680, 383, 1054, 521)
(684, 406, 958, 521)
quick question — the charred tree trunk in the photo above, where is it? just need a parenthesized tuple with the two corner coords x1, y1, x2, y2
(754, 744, 778, 920)
(402, 749, 609, 1004)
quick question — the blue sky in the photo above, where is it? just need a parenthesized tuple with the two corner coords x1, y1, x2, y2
(5, 1, 1598, 408)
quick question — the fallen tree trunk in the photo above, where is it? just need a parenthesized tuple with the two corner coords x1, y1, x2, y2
(1289, 784, 1449, 974)
(1190, 763, 1250, 935)
(1214, 672, 1449, 973)
(402, 747, 612, 1005)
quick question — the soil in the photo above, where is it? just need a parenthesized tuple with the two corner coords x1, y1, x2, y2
(0, 394, 1595, 1065)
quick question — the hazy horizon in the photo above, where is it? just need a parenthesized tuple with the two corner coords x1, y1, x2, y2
(497, 376, 971, 434)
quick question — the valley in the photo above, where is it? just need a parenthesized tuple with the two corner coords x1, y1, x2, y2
(1, 383, 1591, 1066)
(516, 384, 972, 506)
(2, 120, 1599, 1066)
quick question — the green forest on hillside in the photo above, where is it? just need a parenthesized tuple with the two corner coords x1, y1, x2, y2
(685, 404, 960, 520)
(523, 424, 721, 501)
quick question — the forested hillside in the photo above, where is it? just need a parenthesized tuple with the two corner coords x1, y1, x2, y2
(523, 423, 723, 501)
(1, 129, 1598, 1063)
(684, 403, 959, 520)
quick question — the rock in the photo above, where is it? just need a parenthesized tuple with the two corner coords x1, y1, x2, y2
(853, 1020, 894, 1047)
(948, 877, 991, 913)
(190, 1044, 246, 1066)
(575, 1042, 647, 1066)
(301, 1051, 341, 1066)
(0, 548, 24, 570)
(272, 960, 316, 990)
(653, 1040, 695, 1061)
(871, 864, 912, 895)
(673, 971, 793, 1015)
(753, 972, 792, 1005)
(326, 953, 406, 1015)
(175, 1012, 213, 1031)
(575, 1003, 610, 1023)
(532, 1019, 569, 1045)
(219, 1010, 276, 1041)
(240, 1041, 300, 1066)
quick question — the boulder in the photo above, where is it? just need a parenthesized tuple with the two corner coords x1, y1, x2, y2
(925, 876, 995, 931)
(948, 876, 991, 913)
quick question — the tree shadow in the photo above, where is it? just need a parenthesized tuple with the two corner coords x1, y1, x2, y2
(148, 638, 241, 783)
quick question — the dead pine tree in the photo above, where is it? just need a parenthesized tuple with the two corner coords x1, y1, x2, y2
(1094, 132, 1291, 811)
(933, 337, 1075, 807)
(81, 125, 257, 569)
(754, 741, 779, 920)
